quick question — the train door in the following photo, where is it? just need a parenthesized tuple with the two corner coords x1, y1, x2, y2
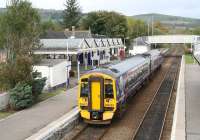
(89, 77, 104, 111)
(91, 81, 101, 110)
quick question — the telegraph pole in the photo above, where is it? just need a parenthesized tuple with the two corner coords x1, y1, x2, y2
(152, 15, 154, 36)
(148, 21, 150, 36)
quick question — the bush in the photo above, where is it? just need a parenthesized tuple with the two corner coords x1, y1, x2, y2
(31, 77, 46, 100)
(0, 56, 33, 90)
(9, 83, 34, 110)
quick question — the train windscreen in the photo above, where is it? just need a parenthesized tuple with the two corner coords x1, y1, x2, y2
(105, 79, 114, 98)
(80, 78, 89, 97)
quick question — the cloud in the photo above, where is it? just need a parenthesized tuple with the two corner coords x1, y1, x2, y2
(0, 0, 199, 18)
(80, 0, 200, 18)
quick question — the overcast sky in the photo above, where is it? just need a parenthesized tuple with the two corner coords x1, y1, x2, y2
(0, 0, 199, 18)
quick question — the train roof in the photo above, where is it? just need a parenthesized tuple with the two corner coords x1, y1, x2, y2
(144, 49, 161, 57)
(86, 55, 148, 78)
(109, 55, 148, 76)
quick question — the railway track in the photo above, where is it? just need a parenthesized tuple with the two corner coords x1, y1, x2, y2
(71, 125, 109, 140)
(132, 57, 181, 140)
(63, 47, 182, 140)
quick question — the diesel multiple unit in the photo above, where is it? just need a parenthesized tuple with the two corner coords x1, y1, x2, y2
(78, 49, 163, 124)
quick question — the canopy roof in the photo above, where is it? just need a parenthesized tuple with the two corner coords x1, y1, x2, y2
(37, 38, 124, 54)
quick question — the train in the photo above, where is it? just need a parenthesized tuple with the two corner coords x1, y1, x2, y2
(78, 49, 163, 124)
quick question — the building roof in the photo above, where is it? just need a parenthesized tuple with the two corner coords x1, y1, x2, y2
(35, 37, 125, 55)
(40, 38, 86, 50)
(40, 30, 93, 39)
(64, 30, 92, 38)
(40, 31, 66, 39)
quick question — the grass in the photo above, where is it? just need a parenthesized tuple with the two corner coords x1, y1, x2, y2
(185, 54, 197, 64)
(0, 110, 16, 120)
(37, 87, 66, 102)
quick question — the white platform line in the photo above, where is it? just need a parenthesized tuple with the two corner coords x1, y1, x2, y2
(171, 56, 186, 140)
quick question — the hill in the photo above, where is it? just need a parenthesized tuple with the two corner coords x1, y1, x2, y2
(37, 9, 63, 22)
(132, 13, 200, 28)
(1, 8, 200, 29)
(0, 8, 63, 22)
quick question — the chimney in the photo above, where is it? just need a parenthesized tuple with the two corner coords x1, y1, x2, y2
(64, 28, 69, 38)
(71, 26, 75, 39)
(65, 28, 69, 32)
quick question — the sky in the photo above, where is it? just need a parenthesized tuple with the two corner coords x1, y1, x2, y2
(0, 0, 199, 19)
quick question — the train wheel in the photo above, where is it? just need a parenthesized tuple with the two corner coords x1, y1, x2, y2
(146, 77, 150, 84)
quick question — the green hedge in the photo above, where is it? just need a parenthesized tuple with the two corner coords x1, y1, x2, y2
(32, 77, 46, 100)
(9, 83, 34, 110)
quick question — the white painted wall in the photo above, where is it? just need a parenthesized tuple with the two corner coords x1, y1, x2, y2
(129, 45, 151, 55)
(50, 61, 71, 87)
(0, 92, 9, 110)
(148, 35, 196, 44)
(91, 50, 111, 65)
(33, 66, 50, 89)
(34, 61, 71, 89)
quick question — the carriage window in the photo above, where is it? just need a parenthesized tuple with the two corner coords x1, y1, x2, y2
(116, 82, 121, 99)
(81, 83, 89, 97)
(105, 84, 114, 98)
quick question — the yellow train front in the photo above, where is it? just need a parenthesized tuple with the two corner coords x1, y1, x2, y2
(78, 71, 117, 124)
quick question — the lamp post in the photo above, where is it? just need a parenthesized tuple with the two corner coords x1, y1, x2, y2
(77, 52, 80, 81)
(66, 41, 71, 88)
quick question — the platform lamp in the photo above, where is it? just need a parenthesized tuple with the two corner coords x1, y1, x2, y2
(66, 41, 71, 88)
(77, 51, 80, 81)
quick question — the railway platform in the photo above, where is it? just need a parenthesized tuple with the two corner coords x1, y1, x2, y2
(0, 86, 78, 140)
(185, 64, 200, 140)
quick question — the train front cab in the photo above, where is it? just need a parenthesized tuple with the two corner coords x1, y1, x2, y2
(78, 73, 117, 124)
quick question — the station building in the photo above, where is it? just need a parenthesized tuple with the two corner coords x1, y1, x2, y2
(34, 29, 125, 89)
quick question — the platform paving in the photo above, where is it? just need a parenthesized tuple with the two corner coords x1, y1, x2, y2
(185, 64, 200, 140)
(0, 86, 78, 140)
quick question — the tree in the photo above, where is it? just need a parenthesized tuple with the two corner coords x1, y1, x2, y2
(41, 20, 63, 34)
(127, 17, 148, 39)
(80, 11, 128, 38)
(63, 0, 81, 29)
(153, 21, 169, 35)
(193, 27, 200, 35)
(0, 0, 42, 90)
(0, 0, 41, 62)
(0, 15, 5, 49)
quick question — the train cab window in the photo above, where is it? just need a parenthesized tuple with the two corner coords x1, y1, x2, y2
(105, 84, 114, 98)
(80, 79, 89, 97)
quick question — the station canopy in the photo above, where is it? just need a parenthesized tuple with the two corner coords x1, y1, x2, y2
(34, 38, 124, 55)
